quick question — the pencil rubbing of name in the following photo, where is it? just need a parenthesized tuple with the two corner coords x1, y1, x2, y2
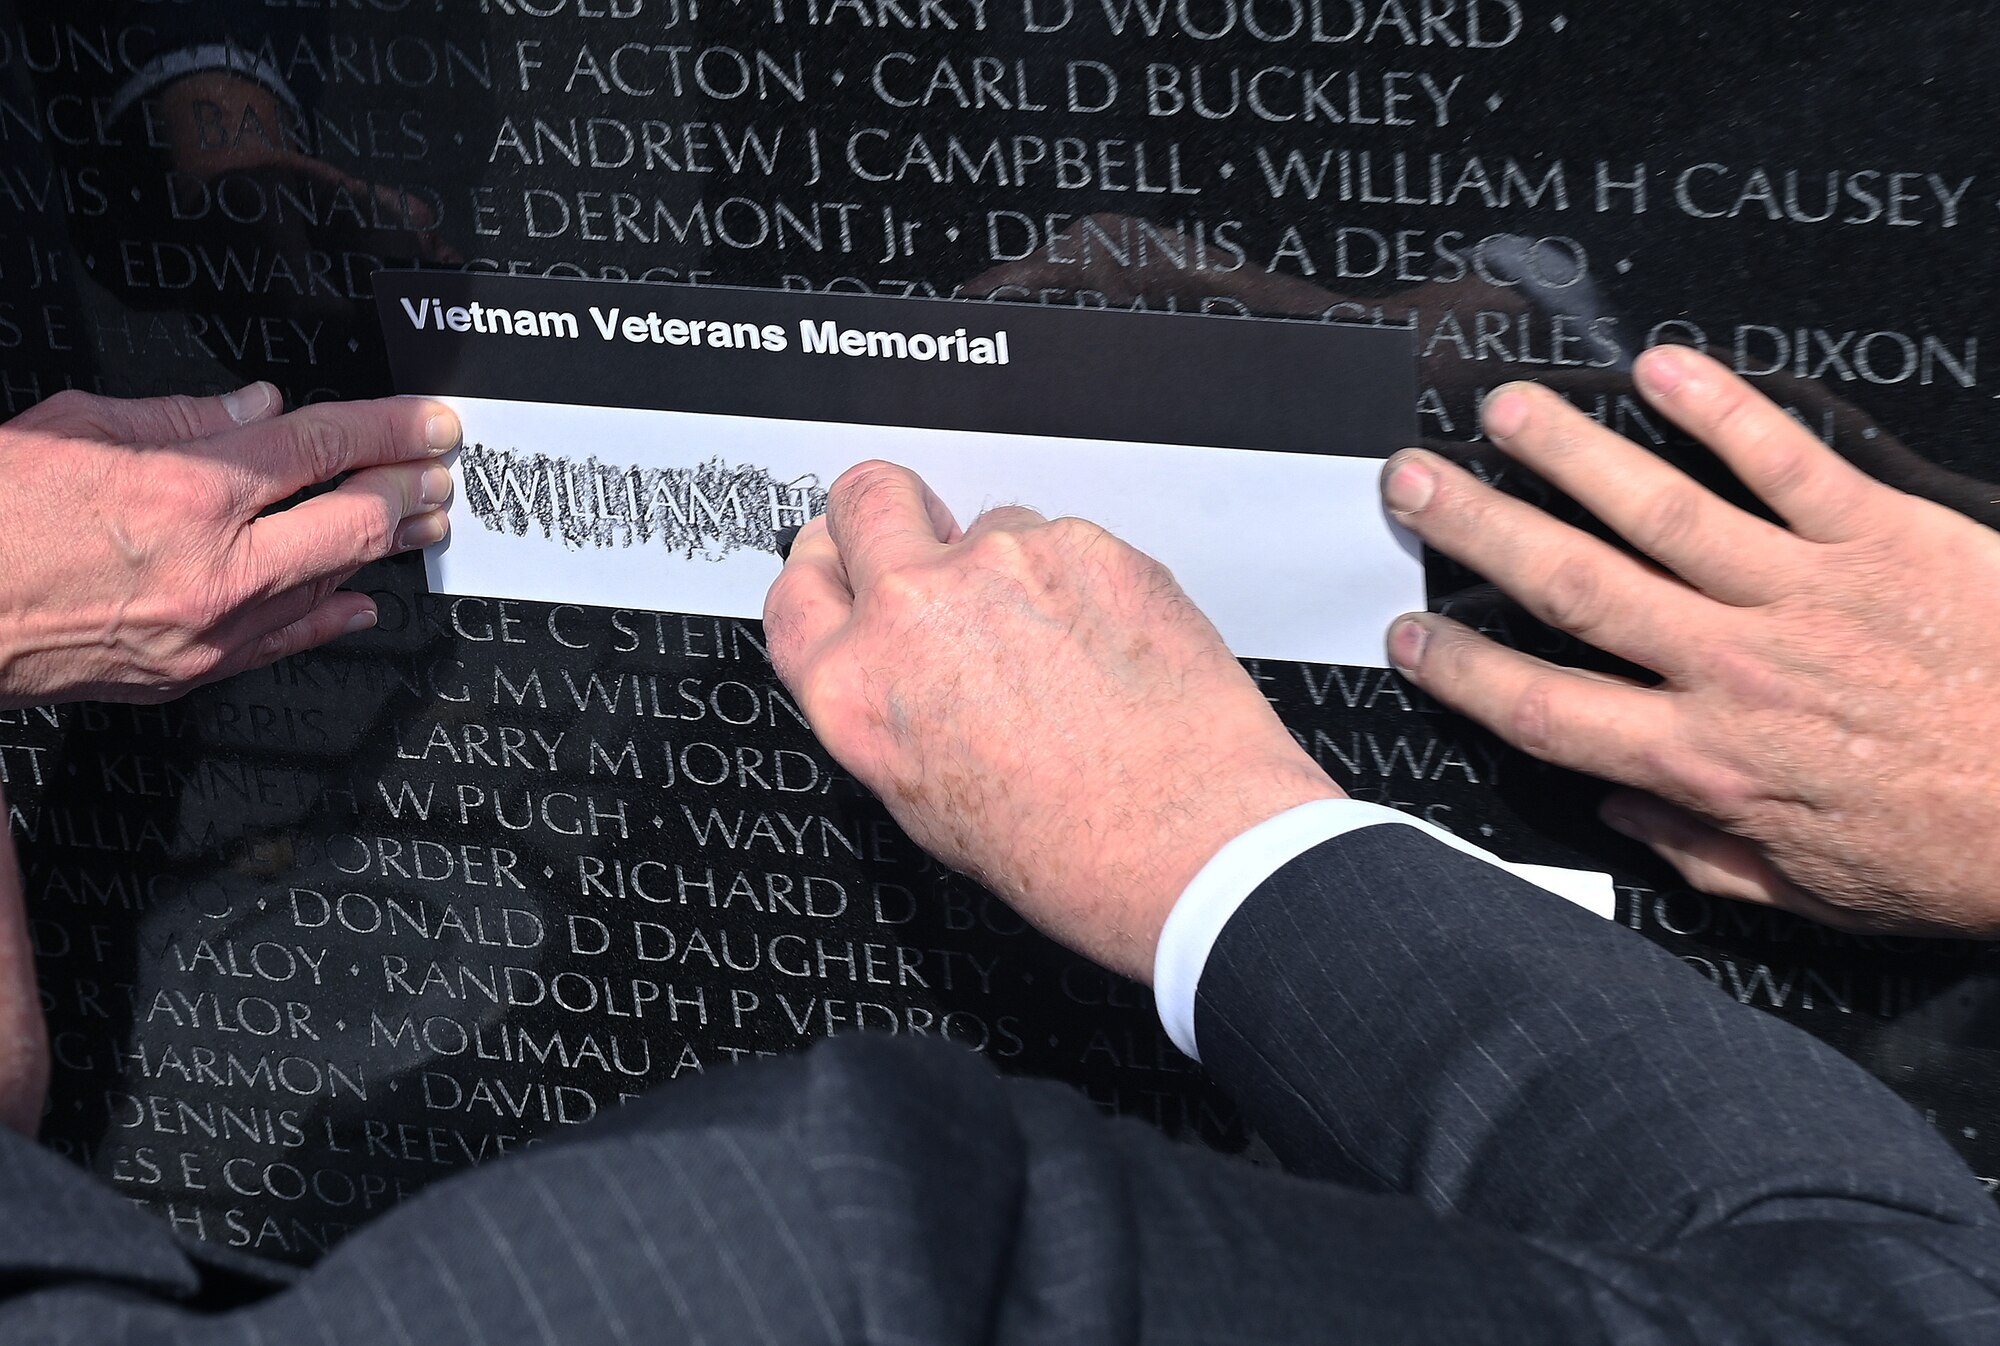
(459, 443, 827, 558)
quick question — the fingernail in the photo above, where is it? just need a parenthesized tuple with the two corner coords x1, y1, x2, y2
(774, 524, 801, 559)
(1381, 455, 1436, 514)
(1481, 387, 1529, 440)
(424, 411, 461, 454)
(1636, 347, 1687, 397)
(222, 381, 276, 425)
(342, 608, 378, 636)
(1388, 616, 1430, 672)
(419, 465, 454, 508)
(395, 511, 447, 550)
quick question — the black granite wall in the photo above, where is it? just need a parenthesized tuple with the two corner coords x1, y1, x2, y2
(3, 0, 1998, 1263)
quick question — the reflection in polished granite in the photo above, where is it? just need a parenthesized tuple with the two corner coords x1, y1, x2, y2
(2, 0, 1999, 1262)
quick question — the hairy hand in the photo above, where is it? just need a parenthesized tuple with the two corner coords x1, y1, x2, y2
(764, 462, 1342, 982)
(0, 386, 456, 706)
(0, 786, 46, 1135)
(1383, 344, 2000, 935)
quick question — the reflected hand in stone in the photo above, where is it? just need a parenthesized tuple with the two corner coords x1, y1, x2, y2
(0, 387, 459, 707)
(1519, 363, 2000, 531)
(763, 462, 1342, 983)
(1695, 366, 2000, 531)
(0, 785, 47, 1136)
(159, 72, 456, 267)
(1383, 345, 2000, 935)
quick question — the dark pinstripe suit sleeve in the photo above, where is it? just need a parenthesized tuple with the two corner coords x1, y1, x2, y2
(6, 1030, 1737, 1346)
(1195, 823, 2000, 1337)
(8, 824, 2000, 1343)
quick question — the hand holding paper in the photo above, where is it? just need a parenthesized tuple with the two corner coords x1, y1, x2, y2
(378, 275, 1423, 668)
(765, 461, 1345, 985)
(0, 387, 456, 706)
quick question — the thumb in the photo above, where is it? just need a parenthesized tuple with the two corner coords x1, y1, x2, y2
(22, 384, 282, 445)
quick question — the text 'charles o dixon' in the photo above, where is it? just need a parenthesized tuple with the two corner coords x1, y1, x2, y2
(397, 297, 1012, 365)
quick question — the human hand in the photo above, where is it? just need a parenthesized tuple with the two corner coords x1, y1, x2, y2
(763, 463, 1343, 982)
(0, 785, 47, 1136)
(1382, 344, 2000, 935)
(0, 385, 456, 707)
(1518, 363, 2000, 531)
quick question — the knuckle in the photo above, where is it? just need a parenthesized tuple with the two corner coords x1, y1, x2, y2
(831, 460, 901, 506)
(965, 525, 1031, 572)
(160, 394, 206, 441)
(1699, 643, 1786, 703)
(1506, 675, 1564, 754)
(158, 464, 227, 518)
(1701, 382, 1763, 442)
(32, 388, 115, 439)
(1755, 441, 1819, 503)
(1659, 754, 1757, 826)
(1147, 565, 1189, 608)
(831, 462, 920, 537)
(868, 566, 933, 616)
(1633, 726, 1744, 813)
(795, 658, 863, 744)
(1534, 556, 1608, 636)
(1423, 620, 1488, 693)
(1523, 397, 1588, 460)
(1128, 530, 1169, 573)
(311, 575, 348, 610)
(247, 629, 294, 671)
(353, 498, 400, 558)
(276, 583, 325, 630)
(40, 388, 99, 422)
(1421, 469, 1496, 543)
(1044, 515, 1106, 550)
(975, 505, 1040, 531)
(288, 409, 352, 481)
(1636, 486, 1704, 553)
(165, 643, 224, 685)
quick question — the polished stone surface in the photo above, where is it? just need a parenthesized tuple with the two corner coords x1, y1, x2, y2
(2, 0, 1998, 1261)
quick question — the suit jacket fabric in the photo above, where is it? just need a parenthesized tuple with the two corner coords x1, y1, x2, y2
(1, 822, 1998, 1343)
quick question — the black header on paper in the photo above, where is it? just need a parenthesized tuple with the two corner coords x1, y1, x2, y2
(375, 273, 1415, 459)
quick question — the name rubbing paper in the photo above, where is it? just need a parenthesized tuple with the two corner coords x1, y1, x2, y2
(376, 274, 1422, 667)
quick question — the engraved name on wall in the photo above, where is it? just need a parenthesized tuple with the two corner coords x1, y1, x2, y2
(1, 0, 1997, 1260)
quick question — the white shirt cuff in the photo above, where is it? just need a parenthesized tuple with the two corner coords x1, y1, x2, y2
(1151, 799, 1615, 1062)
